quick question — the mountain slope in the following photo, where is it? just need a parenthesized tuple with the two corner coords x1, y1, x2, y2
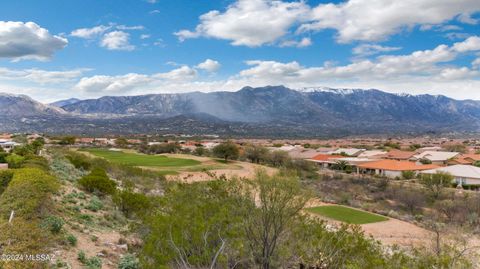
(2, 86, 480, 136)
(50, 98, 81, 107)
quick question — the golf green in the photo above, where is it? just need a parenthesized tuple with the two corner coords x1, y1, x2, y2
(81, 148, 201, 167)
(307, 205, 388, 224)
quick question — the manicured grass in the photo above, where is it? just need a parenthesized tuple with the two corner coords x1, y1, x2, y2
(306, 205, 388, 224)
(81, 148, 201, 168)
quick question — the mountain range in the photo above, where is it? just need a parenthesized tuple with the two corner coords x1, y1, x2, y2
(1, 86, 480, 137)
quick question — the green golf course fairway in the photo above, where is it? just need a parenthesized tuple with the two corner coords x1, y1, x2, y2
(307, 205, 388, 224)
(81, 148, 201, 167)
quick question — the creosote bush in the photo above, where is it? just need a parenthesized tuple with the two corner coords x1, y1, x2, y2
(78, 167, 117, 195)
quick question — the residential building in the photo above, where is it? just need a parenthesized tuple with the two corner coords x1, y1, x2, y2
(0, 140, 18, 153)
(0, 163, 7, 170)
(411, 151, 460, 165)
(357, 160, 439, 178)
(421, 165, 480, 186)
(327, 148, 366, 157)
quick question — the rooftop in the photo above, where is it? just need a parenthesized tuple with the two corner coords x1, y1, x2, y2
(422, 165, 480, 179)
(358, 159, 439, 171)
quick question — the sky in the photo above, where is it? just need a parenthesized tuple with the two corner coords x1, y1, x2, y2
(0, 0, 479, 102)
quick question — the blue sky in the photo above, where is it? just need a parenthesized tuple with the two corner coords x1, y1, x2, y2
(0, 0, 479, 102)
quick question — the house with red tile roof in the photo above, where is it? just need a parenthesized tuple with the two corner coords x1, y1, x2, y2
(357, 160, 439, 178)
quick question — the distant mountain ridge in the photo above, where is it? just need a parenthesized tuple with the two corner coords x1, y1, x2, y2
(2, 86, 480, 137)
(50, 98, 81, 107)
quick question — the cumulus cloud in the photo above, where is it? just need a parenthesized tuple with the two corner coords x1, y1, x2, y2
(175, 0, 309, 47)
(300, 0, 480, 43)
(70, 25, 111, 39)
(100, 31, 135, 51)
(0, 21, 67, 61)
(195, 59, 221, 72)
(74, 66, 198, 94)
(352, 44, 402, 57)
(177, 0, 480, 46)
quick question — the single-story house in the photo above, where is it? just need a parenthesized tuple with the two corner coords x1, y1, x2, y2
(410, 151, 460, 165)
(309, 154, 344, 168)
(0, 140, 18, 153)
(288, 148, 323, 159)
(327, 148, 366, 157)
(449, 154, 480, 165)
(357, 150, 387, 159)
(0, 163, 8, 170)
(357, 159, 439, 178)
(416, 146, 443, 153)
(421, 165, 480, 186)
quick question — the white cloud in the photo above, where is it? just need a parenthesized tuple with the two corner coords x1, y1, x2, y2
(140, 34, 151, 39)
(300, 0, 480, 43)
(0, 21, 67, 61)
(74, 66, 198, 94)
(352, 44, 402, 57)
(177, 0, 480, 46)
(70, 25, 111, 39)
(145, 0, 158, 3)
(75, 73, 151, 93)
(100, 31, 135, 51)
(116, 25, 145, 31)
(473, 58, 480, 69)
(196, 59, 221, 72)
(0, 67, 88, 84)
(149, 9, 160, 14)
(175, 0, 310, 47)
(452, 36, 480, 52)
(279, 37, 312, 48)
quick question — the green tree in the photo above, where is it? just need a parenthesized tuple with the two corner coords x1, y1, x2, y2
(59, 136, 76, 145)
(420, 172, 453, 199)
(5, 153, 25, 168)
(115, 138, 129, 147)
(241, 171, 310, 269)
(212, 141, 239, 162)
(244, 145, 269, 163)
(140, 181, 245, 268)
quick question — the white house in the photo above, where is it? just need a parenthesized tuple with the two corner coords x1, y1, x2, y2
(328, 148, 366, 157)
(421, 165, 480, 186)
(411, 151, 460, 165)
(0, 140, 18, 153)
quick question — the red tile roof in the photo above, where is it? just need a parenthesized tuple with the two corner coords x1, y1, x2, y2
(311, 154, 343, 161)
(358, 159, 439, 171)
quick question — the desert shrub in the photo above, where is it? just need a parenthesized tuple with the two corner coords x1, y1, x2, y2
(139, 143, 181, 154)
(5, 153, 25, 168)
(0, 168, 59, 219)
(49, 154, 86, 182)
(66, 234, 78, 246)
(78, 168, 117, 195)
(66, 151, 92, 170)
(41, 215, 64, 234)
(0, 170, 14, 195)
(0, 152, 8, 163)
(78, 250, 102, 269)
(119, 254, 140, 269)
(401, 170, 416, 180)
(0, 218, 52, 269)
(115, 190, 151, 217)
(86, 196, 104, 212)
(396, 188, 426, 214)
(21, 154, 50, 171)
